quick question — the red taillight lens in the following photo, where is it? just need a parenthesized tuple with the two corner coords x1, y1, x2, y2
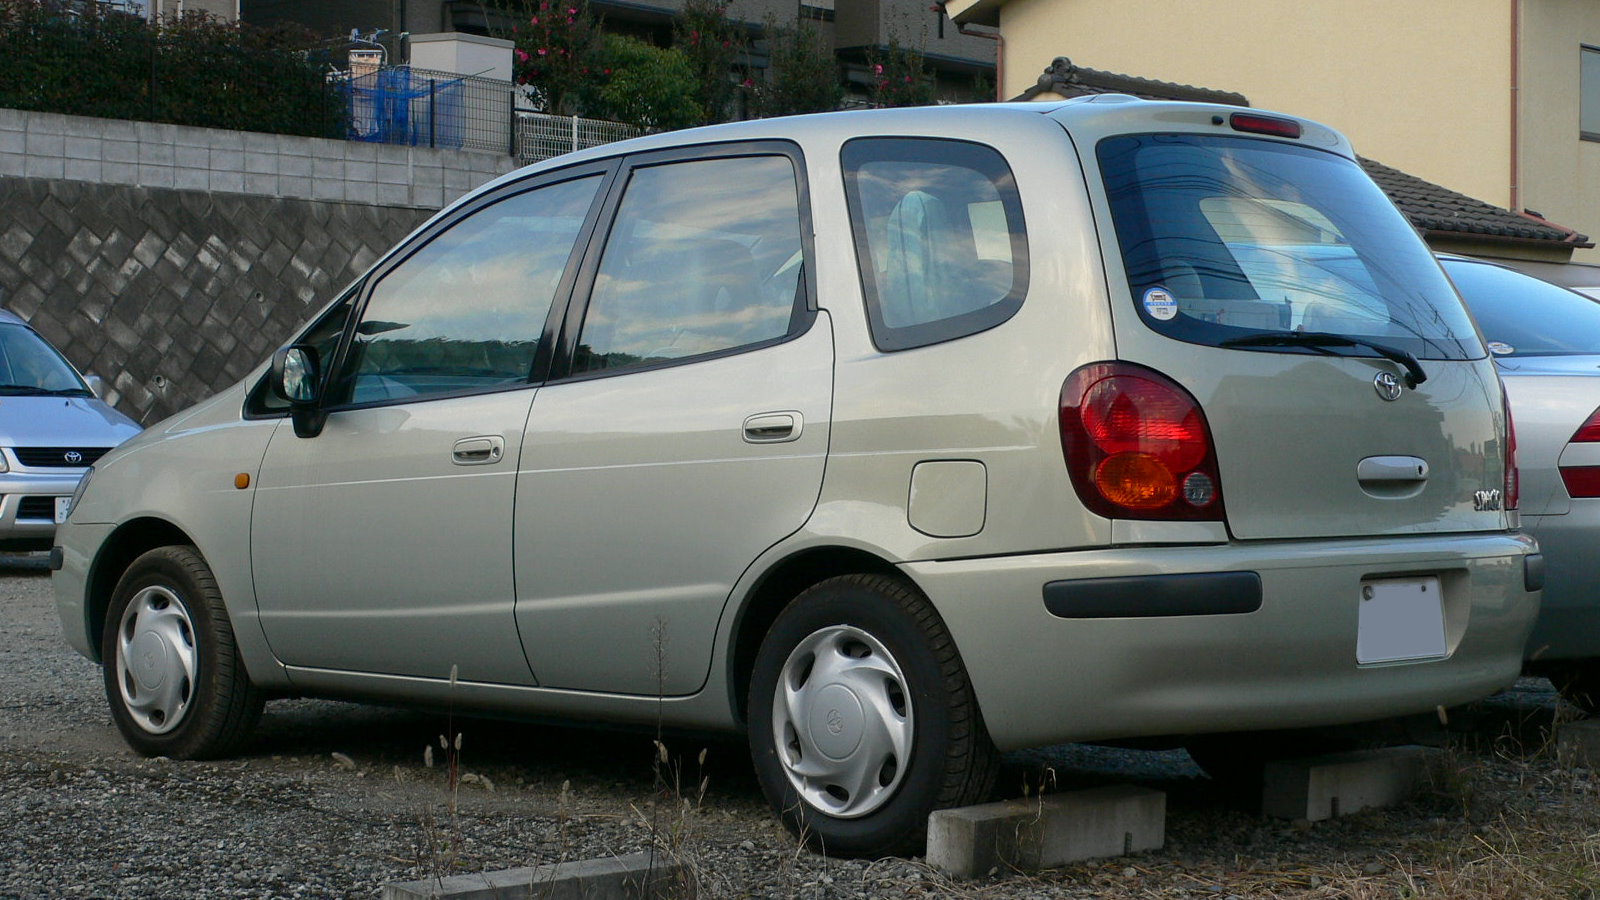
(1060, 363, 1224, 521)
(1560, 406, 1600, 498)
(1504, 387, 1519, 510)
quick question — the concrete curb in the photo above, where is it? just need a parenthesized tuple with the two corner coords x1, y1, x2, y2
(383, 850, 682, 900)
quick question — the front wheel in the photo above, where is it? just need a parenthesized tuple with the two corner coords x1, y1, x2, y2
(748, 574, 997, 857)
(102, 545, 263, 759)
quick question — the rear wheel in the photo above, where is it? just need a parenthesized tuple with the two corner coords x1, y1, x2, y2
(1549, 661, 1600, 715)
(748, 574, 997, 857)
(102, 546, 263, 759)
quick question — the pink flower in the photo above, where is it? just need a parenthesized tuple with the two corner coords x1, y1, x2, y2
(567, 7, 576, 13)
(872, 63, 883, 74)
(515, 49, 529, 62)
(538, 48, 547, 56)
(530, 16, 538, 24)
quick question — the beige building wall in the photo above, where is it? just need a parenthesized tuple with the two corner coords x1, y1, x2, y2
(1518, 0, 1600, 261)
(988, 0, 1512, 208)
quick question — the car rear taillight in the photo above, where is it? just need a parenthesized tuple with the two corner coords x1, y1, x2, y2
(1560, 406, 1600, 499)
(1504, 387, 1519, 510)
(1059, 362, 1224, 521)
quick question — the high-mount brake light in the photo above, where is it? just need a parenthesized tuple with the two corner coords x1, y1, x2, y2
(1229, 113, 1302, 139)
(1560, 405, 1600, 499)
(1059, 362, 1225, 522)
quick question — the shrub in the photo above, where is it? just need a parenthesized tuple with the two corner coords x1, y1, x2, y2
(591, 34, 702, 131)
(672, 0, 747, 126)
(750, 14, 841, 118)
(509, 0, 603, 115)
(867, 38, 937, 108)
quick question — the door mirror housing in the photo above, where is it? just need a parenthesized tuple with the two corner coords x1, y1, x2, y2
(270, 345, 328, 438)
(83, 374, 107, 399)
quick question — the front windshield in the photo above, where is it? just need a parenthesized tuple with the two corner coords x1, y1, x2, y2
(1442, 258, 1600, 357)
(1097, 134, 1482, 361)
(0, 324, 88, 394)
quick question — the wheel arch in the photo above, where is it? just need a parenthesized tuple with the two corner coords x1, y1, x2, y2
(83, 517, 197, 663)
(727, 545, 906, 725)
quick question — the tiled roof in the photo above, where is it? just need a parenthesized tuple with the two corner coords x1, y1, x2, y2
(1016, 57, 1590, 249)
(1016, 56, 1248, 106)
(1358, 156, 1590, 247)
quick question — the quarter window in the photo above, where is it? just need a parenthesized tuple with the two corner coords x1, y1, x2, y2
(842, 138, 1028, 351)
(573, 155, 805, 374)
(331, 174, 602, 405)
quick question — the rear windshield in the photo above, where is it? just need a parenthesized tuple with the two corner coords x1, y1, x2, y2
(1097, 134, 1482, 361)
(1442, 258, 1600, 357)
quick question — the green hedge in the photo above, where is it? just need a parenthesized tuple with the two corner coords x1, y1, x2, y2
(0, 1, 343, 138)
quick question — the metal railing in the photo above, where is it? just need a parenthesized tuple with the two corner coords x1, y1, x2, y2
(514, 110, 643, 165)
(343, 65, 516, 154)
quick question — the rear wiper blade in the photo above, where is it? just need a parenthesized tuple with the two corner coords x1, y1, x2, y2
(0, 385, 91, 396)
(1219, 330, 1428, 388)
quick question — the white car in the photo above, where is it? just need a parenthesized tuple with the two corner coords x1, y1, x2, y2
(54, 99, 1539, 856)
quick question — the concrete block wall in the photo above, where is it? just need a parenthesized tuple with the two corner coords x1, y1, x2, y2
(0, 107, 519, 423)
(0, 108, 515, 212)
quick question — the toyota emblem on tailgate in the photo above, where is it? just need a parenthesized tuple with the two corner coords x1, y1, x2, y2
(1373, 371, 1403, 401)
(63, 451, 83, 464)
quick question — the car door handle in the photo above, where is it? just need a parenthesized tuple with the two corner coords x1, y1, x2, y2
(743, 412, 802, 444)
(452, 436, 505, 466)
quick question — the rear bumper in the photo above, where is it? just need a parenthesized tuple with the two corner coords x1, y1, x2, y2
(0, 470, 85, 550)
(1523, 502, 1600, 662)
(906, 532, 1539, 751)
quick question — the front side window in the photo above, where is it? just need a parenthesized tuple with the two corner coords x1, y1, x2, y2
(843, 138, 1028, 351)
(0, 324, 86, 395)
(1098, 134, 1482, 361)
(331, 174, 602, 405)
(1584, 45, 1600, 141)
(573, 154, 805, 374)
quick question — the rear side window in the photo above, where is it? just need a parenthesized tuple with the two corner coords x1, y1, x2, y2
(573, 154, 805, 374)
(1444, 258, 1600, 356)
(1098, 134, 1482, 361)
(842, 138, 1028, 351)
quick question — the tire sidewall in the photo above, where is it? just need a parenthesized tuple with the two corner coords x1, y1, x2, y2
(102, 547, 229, 758)
(748, 576, 955, 857)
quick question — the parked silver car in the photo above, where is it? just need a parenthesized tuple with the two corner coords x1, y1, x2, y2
(0, 309, 139, 551)
(53, 99, 1540, 856)
(1440, 255, 1600, 709)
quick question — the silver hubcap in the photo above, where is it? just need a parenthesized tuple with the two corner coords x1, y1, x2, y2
(115, 586, 197, 735)
(771, 625, 913, 819)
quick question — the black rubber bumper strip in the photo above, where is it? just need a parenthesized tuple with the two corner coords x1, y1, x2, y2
(1525, 553, 1545, 593)
(48, 546, 64, 571)
(1043, 571, 1263, 619)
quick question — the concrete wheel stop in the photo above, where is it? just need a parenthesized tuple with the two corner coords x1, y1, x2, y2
(926, 785, 1166, 878)
(1261, 745, 1437, 821)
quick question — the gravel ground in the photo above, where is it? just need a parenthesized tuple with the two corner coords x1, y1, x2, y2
(0, 554, 1586, 899)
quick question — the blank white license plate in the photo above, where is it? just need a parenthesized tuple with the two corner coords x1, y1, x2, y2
(54, 496, 71, 524)
(1357, 576, 1447, 664)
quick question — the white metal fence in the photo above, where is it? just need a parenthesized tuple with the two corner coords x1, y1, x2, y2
(515, 111, 643, 165)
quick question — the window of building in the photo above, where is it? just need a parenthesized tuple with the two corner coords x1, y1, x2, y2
(1583, 45, 1600, 141)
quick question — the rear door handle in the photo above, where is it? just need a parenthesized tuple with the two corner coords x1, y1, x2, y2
(1357, 455, 1429, 482)
(452, 436, 505, 466)
(743, 412, 802, 444)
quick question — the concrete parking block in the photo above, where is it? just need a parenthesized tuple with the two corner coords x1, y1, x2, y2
(1556, 719, 1600, 768)
(382, 850, 681, 900)
(927, 785, 1165, 878)
(1262, 745, 1436, 821)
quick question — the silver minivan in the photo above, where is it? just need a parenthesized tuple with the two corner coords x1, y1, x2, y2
(53, 98, 1540, 857)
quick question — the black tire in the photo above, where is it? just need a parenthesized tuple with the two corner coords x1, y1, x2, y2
(101, 545, 263, 759)
(748, 574, 998, 858)
(1549, 661, 1600, 715)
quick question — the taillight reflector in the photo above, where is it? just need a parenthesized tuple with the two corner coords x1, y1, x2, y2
(1229, 113, 1302, 139)
(1570, 407, 1600, 444)
(1504, 388, 1519, 510)
(1561, 466, 1600, 499)
(1060, 363, 1225, 521)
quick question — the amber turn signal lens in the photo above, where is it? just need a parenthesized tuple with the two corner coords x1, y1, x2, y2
(1094, 453, 1176, 509)
(234, 473, 250, 489)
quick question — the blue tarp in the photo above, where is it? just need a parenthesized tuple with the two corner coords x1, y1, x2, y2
(345, 66, 466, 149)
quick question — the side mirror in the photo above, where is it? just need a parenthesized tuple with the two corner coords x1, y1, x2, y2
(83, 374, 106, 399)
(270, 346, 328, 439)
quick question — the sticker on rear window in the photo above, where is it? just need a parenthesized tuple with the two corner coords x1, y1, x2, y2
(1142, 287, 1178, 321)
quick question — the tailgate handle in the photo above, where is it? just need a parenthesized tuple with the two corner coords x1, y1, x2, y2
(1357, 455, 1429, 483)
